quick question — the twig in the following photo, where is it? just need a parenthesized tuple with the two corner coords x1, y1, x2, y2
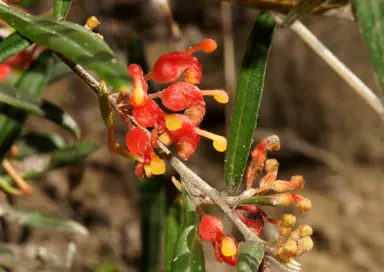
(271, 12, 384, 122)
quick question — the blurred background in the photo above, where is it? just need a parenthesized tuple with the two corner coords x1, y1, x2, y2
(8, 0, 384, 271)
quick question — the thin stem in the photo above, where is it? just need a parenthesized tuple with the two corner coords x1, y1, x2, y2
(271, 12, 384, 122)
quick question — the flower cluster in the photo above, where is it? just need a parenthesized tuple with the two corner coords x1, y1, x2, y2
(198, 135, 313, 266)
(118, 39, 228, 177)
(199, 215, 239, 266)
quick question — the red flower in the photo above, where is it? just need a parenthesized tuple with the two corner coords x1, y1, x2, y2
(165, 114, 227, 160)
(199, 215, 239, 266)
(125, 127, 165, 178)
(0, 64, 12, 82)
(145, 39, 217, 84)
(133, 99, 166, 130)
(199, 215, 223, 242)
(127, 64, 148, 107)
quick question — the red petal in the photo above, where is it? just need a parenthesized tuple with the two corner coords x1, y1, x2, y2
(161, 82, 204, 111)
(125, 127, 152, 158)
(199, 215, 223, 242)
(149, 52, 202, 84)
(133, 100, 166, 130)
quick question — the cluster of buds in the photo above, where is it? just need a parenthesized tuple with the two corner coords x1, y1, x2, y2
(197, 135, 313, 267)
(275, 214, 314, 261)
(199, 215, 239, 266)
(245, 135, 312, 212)
(116, 39, 228, 177)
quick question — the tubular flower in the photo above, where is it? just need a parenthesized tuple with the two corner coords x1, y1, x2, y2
(154, 82, 229, 125)
(145, 39, 217, 84)
(245, 135, 280, 189)
(125, 127, 165, 178)
(127, 64, 148, 106)
(111, 39, 228, 177)
(165, 114, 227, 160)
(199, 215, 239, 266)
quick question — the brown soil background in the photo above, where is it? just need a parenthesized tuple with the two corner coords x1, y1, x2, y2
(9, 1, 384, 271)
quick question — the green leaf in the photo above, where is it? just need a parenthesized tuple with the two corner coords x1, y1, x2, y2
(171, 190, 205, 272)
(53, 0, 72, 21)
(0, 142, 98, 185)
(0, 51, 53, 162)
(0, 3, 131, 90)
(165, 197, 183, 272)
(139, 177, 166, 272)
(0, 83, 81, 139)
(15, 132, 67, 159)
(355, 0, 384, 92)
(0, 31, 32, 63)
(14, 0, 40, 8)
(224, 12, 275, 193)
(7, 208, 88, 235)
(239, 196, 276, 206)
(48, 61, 72, 84)
(237, 241, 265, 272)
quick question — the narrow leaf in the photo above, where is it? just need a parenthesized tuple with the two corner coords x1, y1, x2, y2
(0, 51, 53, 162)
(0, 31, 32, 63)
(0, 3, 131, 90)
(165, 197, 183, 272)
(171, 190, 205, 272)
(0, 142, 98, 185)
(15, 132, 67, 159)
(48, 61, 72, 84)
(53, 0, 72, 21)
(14, 0, 40, 8)
(139, 177, 166, 272)
(0, 83, 81, 138)
(237, 241, 265, 272)
(355, 0, 384, 92)
(225, 12, 275, 193)
(7, 207, 88, 235)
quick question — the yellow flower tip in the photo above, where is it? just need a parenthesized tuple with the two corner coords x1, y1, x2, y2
(213, 136, 227, 152)
(96, 33, 104, 40)
(299, 236, 314, 252)
(133, 90, 146, 106)
(297, 199, 312, 213)
(165, 115, 182, 131)
(214, 91, 229, 104)
(149, 157, 166, 175)
(221, 237, 237, 257)
(283, 239, 298, 254)
(86, 16, 100, 30)
(281, 214, 296, 228)
(299, 225, 313, 237)
(171, 176, 183, 192)
(264, 159, 279, 172)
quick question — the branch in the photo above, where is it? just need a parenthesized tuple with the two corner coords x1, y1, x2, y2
(270, 12, 384, 122)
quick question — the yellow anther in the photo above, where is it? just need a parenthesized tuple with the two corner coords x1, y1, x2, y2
(298, 236, 314, 253)
(298, 225, 313, 237)
(281, 214, 296, 228)
(214, 91, 229, 104)
(213, 136, 227, 152)
(149, 157, 166, 175)
(165, 115, 182, 131)
(221, 237, 237, 257)
(297, 199, 312, 213)
(171, 176, 183, 192)
(86, 16, 100, 30)
(283, 239, 298, 254)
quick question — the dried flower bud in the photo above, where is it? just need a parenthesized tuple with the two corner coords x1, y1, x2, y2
(85, 16, 100, 30)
